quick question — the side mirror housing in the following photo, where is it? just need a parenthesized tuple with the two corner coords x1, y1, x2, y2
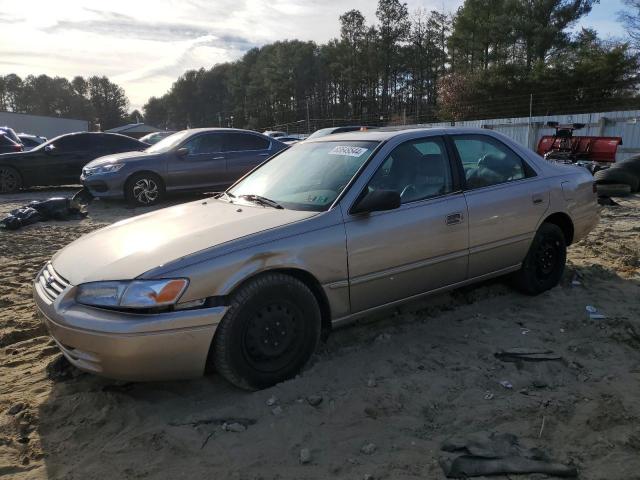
(44, 144, 55, 154)
(351, 189, 401, 215)
(176, 147, 189, 157)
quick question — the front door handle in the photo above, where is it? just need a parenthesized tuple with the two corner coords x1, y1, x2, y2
(446, 212, 463, 225)
(532, 194, 544, 204)
(258, 153, 270, 156)
(213, 156, 225, 160)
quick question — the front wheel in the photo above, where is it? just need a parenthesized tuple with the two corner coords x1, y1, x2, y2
(210, 273, 321, 390)
(513, 223, 566, 295)
(0, 166, 22, 193)
(125, 172, 164, 206)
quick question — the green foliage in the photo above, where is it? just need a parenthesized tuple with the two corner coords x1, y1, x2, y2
(0, 73, 129, 129)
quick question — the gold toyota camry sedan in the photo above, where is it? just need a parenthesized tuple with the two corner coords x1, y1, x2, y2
(34, 127, 599, 389)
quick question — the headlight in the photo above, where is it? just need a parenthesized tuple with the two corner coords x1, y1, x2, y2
(83, 163, 125, 176)
(76, 279, 188, 309)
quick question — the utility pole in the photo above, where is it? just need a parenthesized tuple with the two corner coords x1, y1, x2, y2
(306, 98, 311, 135)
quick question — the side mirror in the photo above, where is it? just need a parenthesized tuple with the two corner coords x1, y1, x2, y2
(176, 147, 189, 157)
(44, 144, 55, 154)
(351, 189, 401, 215)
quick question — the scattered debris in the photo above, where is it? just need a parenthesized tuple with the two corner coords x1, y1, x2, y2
(306, 394, 323, 407)
(222, 422, 247, 433)
(439, 432, 577, 478)
(499, 380, 513, 390)
(271, 406, 283, 416)
(266, 396, 277, 406)
(299, 447, 312, 464)
(367, 376, 377, 388)
(571, 275, 582, 287)
(361, 442, 377, 455)
(495, 348, 562, 363)
(0, 195, 89, 231)
(7, 402, 25, 415)
(586, 305, 607, 320)
(484, 392, 494, 400)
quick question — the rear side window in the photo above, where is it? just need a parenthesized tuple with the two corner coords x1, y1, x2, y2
(224, 133, 270, 152)
(452, 135, 535, 190)
(102, 134, 144, 150)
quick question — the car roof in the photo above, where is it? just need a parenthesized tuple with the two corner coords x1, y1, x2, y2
(185, 128, 270, 136)
(306, 126, 499, 143)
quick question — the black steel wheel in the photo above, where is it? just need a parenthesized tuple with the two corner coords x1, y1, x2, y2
(210, 273, 321, 390)
(513, 223, 566, 295)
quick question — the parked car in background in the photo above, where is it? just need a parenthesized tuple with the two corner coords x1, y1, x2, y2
(81, 128, 287, 206)
(0, 132, 148, 193)
(0, 133, 23, 154)
(0, 126, 22, 146)
(18, 133, 47, 151)
(306, 125, 378, 140)
(139, 131, 176, 145)
(263, 130, 287, 138)
(277, 136, 304, 145)
(35, 127, 598, 387)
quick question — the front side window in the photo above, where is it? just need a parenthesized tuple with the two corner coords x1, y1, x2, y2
(366, 137, 454, 204)
(182, 134, 222, 155)
(51, 134, 92, 152)
(145, 130, 191, 153)
(229, 141, 378, 211)
(452, 135, 534, 189)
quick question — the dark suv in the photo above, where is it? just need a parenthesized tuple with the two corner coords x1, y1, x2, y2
(0, 132, 148, 193)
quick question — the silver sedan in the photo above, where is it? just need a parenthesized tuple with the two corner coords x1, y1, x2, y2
(33, 127, 598, 389)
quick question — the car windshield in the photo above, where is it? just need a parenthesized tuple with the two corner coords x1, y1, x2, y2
(228, 140, 378, 211)
(145, 130, 190, 153)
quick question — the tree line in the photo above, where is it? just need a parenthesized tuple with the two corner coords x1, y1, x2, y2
(144, 0, 640, 131)
(0, 74, 134, 130)
(1, 0, 638, 132)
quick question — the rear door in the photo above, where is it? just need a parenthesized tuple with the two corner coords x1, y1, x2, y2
(166, 132, 227, 190)
(223, 132, 273, 185)
(449, 134, 549, 278)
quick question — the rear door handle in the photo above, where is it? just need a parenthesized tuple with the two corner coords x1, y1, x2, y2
(446, 212, 463, 225)
(532, 194, 544, 204)
(213, 156, 225, 160)
(258, 153, 270, 156)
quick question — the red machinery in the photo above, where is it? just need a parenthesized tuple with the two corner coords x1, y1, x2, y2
(536, 122, 622, 169)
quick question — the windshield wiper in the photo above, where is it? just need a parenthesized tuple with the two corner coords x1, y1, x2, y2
(239, 194, 283, 209)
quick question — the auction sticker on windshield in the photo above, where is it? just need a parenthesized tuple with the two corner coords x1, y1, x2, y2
(328, 145, 368, 157)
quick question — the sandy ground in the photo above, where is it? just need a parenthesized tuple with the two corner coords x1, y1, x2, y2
(0, 188, 639, 480)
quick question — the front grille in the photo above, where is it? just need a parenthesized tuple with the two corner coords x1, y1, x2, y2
(37, 263, 69, 302)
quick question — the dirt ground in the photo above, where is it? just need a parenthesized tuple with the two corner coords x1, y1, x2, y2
(1, 188, 639, 480)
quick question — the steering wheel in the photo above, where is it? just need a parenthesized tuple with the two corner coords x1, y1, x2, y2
(400, 184, 416, 199)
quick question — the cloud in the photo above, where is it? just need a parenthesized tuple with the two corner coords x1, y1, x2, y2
(44, 8, 214, 42)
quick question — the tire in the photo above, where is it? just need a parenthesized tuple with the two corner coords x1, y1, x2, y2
(0, 166, 22, 193)
(617, 154, 640, 177)
(594, 167, 639, 192)
(210, 273, 321, 390)
(596, 183, 631, 197)
(125, 172, 165, 206)
(513, 223, 566, 296)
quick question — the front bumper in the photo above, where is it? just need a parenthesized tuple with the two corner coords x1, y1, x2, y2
(33, 268, 227, 381)
(80, 172, 126, 199)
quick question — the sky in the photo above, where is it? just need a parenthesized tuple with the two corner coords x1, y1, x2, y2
(0, 0, 633, 112)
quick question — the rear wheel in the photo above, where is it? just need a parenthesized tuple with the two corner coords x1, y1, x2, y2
(210, 273, 321, 390)
(125, 172, 164, 206)
(0, 166, 22, 193)
(513, 223, 566, 295)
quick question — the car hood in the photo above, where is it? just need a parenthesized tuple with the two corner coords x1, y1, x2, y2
(52, 200, 317, 285)
(85, 150, 157, 167)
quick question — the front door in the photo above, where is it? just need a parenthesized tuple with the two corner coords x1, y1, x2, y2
(166, 132, 227, 190)
(449, 134, 549, 278)
(344, 136, 469, 313)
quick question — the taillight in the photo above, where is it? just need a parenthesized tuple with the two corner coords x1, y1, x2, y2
(13, 145, 22, 152)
